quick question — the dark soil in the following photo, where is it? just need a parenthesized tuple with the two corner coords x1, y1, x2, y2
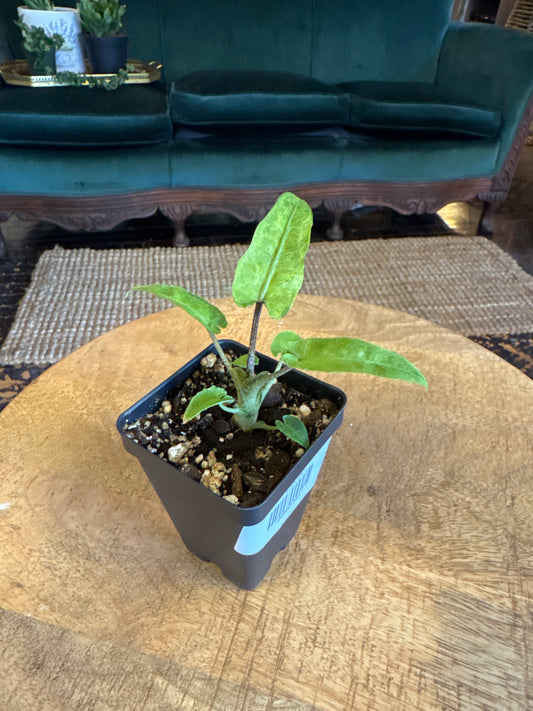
(122, 350, 338, 507)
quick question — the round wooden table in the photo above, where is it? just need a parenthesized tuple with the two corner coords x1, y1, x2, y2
(1, 295, 532, 710)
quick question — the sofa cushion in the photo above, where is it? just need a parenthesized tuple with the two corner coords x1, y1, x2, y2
(0, 83, 172, 146)
(168, 131, 346, 187)
(164, 128, 498, 188)
(170, 70, 348, 131)
(339, 81, 501, 138)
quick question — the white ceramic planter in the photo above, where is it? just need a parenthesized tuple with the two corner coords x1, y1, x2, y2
(17, 6, 85, 73)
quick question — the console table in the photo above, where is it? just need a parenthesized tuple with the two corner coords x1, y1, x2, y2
(1, 295, 532, 710)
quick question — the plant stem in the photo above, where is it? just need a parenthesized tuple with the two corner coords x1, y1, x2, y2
(208, 332, 233, 372)
(273, 360, 293, 379)
(247, 301, 263, 375)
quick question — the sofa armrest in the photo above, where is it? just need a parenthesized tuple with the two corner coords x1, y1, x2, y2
(436, 22, 533, 169)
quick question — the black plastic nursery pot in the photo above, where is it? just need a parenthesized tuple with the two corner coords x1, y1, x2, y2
(84, 34, 128, 73)
(116, 340, 347, 589)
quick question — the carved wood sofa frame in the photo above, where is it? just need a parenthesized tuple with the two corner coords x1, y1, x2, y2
(0, 95, 531, 257)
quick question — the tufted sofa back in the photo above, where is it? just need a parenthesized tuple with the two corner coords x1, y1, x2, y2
(154, 0, 454, 83)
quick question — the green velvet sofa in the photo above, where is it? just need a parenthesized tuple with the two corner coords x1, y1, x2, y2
(0, 0, 533, 252)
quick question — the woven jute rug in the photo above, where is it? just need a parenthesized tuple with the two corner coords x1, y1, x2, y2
(2, 235, 533, 365)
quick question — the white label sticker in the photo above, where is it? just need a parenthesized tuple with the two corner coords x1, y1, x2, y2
(234, 438, 331, 556)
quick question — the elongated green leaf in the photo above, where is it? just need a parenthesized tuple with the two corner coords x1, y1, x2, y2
(130, 284, 227, 334)
(275, 415, 310, 449)
(271, 331, 427, 388)
(232, 192, 313, 318)
(183, 386, 235, 422)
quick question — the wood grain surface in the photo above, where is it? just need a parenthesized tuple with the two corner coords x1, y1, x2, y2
(0, 295, 532, 711)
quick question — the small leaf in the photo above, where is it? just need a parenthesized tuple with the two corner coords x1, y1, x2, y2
(232, 192, 313, 319)
(129, 284, 227, 335)
(232, 353, 259, 369)
(275, 415, 310, 449)
(183, 386, 234, 422)
(271, 331, 427, 388)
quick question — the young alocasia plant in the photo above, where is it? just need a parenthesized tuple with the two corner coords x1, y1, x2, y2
(131, 192, 427, 449)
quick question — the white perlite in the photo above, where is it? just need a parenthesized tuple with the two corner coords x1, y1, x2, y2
(2, 236, 533, 364)
(167, 443, 191, 464)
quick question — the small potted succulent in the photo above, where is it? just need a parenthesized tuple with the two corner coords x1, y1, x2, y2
(17, 0, 85, 73)
(77, 0, 127, 74)
(117, 192, 427, 588)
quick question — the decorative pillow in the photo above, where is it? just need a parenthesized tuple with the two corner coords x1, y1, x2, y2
(338, 81, 501, 138)
(170, 70, 348, 131)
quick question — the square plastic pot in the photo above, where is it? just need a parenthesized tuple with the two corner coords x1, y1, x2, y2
(116, 340, 347, 589)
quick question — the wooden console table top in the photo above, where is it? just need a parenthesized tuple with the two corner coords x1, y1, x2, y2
(1, 295, 532, 710)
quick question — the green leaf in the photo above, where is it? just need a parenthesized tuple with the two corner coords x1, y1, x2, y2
(232, 353, 259, 369)
(25, 0, 54, 9)
(183, 386, 235, 422)
(129, 284, 227, 335)
(232, 192, 313, 319)
(271, 331, 427, 388)
(275, 415, 310, 449)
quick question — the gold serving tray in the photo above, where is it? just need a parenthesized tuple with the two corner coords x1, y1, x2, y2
(0, 59, 162, 87)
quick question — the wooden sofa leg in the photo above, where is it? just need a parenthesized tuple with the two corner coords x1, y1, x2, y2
(160, 206, 192, 246)
(326, 214, 345, 241)
(322, 198, 355, 241)
(476, 202, 493, 236)
(476, 194, 506, 236)
(476, 187, 508, 236)
(0, 225, 7, 258)
(171, 218, 190, 247)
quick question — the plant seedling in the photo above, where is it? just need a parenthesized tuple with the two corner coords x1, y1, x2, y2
(130, 193, 427, 449)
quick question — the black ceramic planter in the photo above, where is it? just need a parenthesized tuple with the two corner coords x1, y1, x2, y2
(84, 33, 128, 73)
(117, 340, 347, 589)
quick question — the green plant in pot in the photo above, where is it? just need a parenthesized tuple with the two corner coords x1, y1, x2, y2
(77, 0, 127, 73)
(117, 192, 427, 588)
(15, 20, 64, 74)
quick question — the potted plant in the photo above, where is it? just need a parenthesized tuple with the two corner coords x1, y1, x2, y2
(15, 21, 64, 74)
(17, 0, 85, 73)
(117, 192, 427, 588)
(77, 0, 127, 74)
